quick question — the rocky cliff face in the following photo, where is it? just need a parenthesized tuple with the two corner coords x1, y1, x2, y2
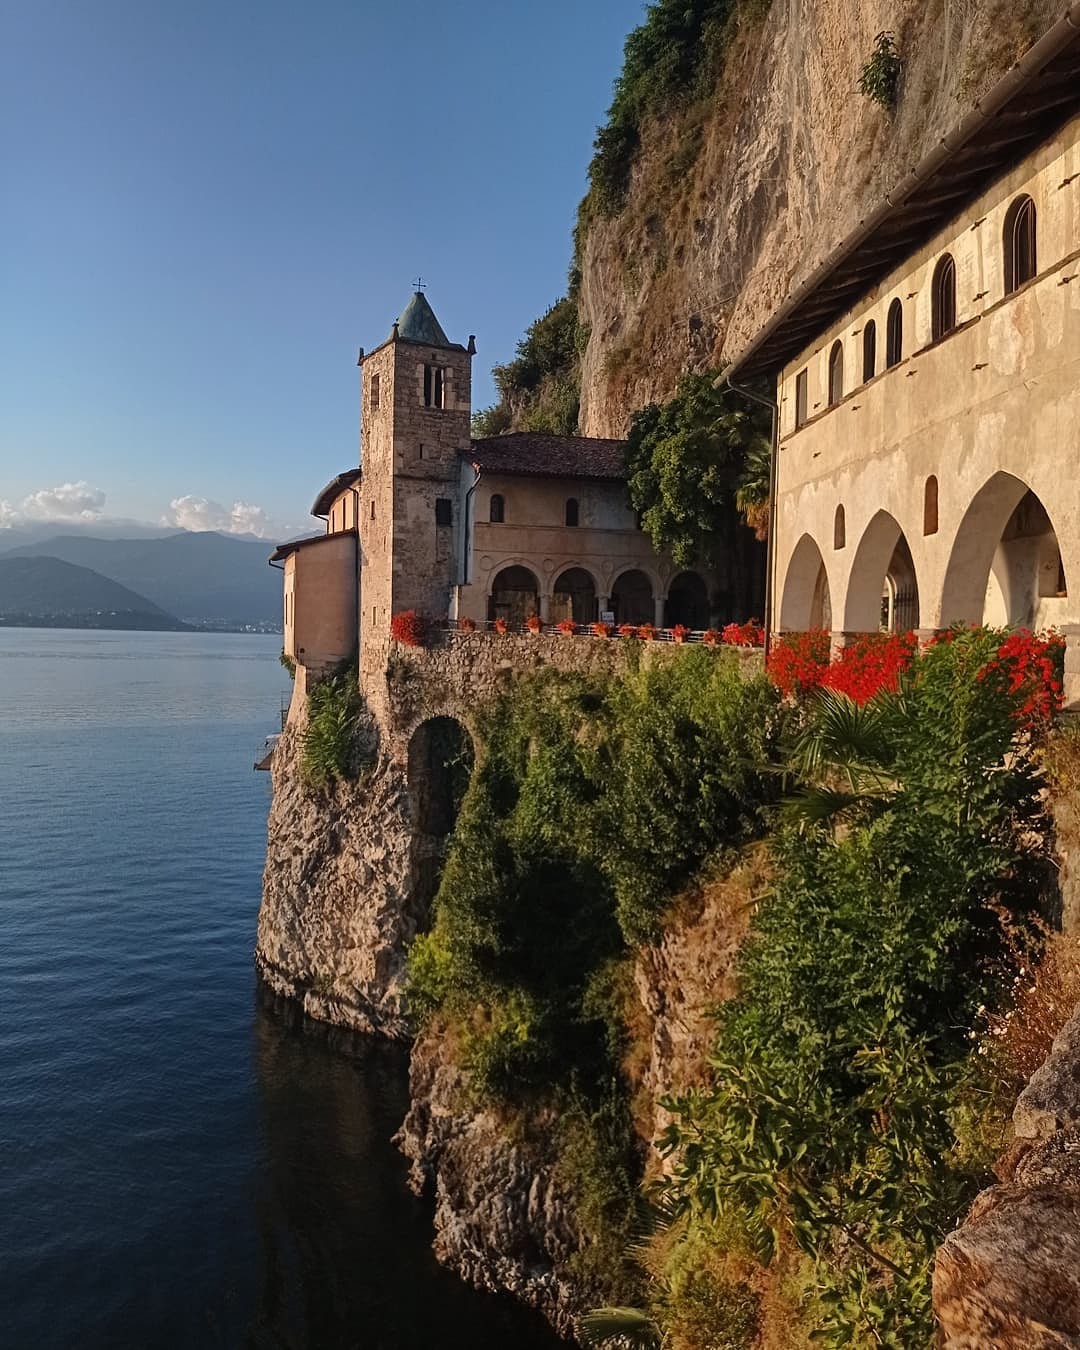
(576, 0, 1061, 436)
(396, 1026, 586, 1336)
(934, 1004, 1080, 1348)
(257, 723, 419, 1039)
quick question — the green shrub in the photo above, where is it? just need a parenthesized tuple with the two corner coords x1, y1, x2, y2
(556, 1090, 643, 1304)
(660, 630, 1056, 1345)
(859, 31, 902, 109)
(600, 650, 782, 943)
(301, 668, 369, 788)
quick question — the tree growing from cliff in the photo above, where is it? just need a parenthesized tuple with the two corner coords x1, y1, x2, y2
(472, 297, 584, 438)
(625, 372, 771, 567)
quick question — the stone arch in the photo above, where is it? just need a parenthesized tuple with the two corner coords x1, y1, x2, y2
(552, 566, 598, 623)
(780, 533, 832, 631)
(407, 715, 475, 909)
(611, 568, 655, 626)
(941, 472, 1067, 629)
(488, 564, 540, 626)
(844, 511, 921, 633)
(665, 571, 710, 629)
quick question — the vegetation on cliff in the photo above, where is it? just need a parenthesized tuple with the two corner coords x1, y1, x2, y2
(408, 651, 784, 1301)
(472, 297, 586, 438)
(410, 627, 1065, 1347)
(301, 665, 370, 788)
(585, 0, 772, 219)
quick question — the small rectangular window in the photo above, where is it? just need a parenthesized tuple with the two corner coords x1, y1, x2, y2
(370, 372, 380, 412)
(423, 364, 445, 409)
(795, 370, 808, 428)
(435, 497, 452, 527)
(370, 500, 375, 521)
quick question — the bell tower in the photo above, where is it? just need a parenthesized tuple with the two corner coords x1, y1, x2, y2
(357, 290, 474, 696)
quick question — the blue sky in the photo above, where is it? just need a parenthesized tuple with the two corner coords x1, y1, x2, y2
(1, 0, 639, 538)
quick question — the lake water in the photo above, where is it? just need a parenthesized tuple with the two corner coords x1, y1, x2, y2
(0, 630, 560, 1349)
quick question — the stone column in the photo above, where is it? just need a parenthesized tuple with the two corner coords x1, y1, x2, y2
(597, 595, 610, 621)
(653, 595, 666, 628)
(830, 630, 861, 661)
(1062, 624, 1080, 710)
(539, 592, 552, 623)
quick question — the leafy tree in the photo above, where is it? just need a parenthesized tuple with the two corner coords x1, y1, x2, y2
(626, 373, 771, 567)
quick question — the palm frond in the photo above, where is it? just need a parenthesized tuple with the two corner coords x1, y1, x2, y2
(781, 785, 867, 828)
(576, 1308, 663, 1349)
(792, 688, 897, 788)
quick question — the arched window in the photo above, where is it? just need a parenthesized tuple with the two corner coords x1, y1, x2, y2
(1004, 195, 1037, 294)
(833, 504, 846, 550)
(923, 476, 939, 536)
(489, 493, 504, 524)
(886, 299, 903, 368)
(565, 498, 579, 527)
(862, 321, 877, 383)
(932, 255, 957, 342)
(828, 341, 844, 407)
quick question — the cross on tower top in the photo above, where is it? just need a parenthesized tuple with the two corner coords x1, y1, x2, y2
(412, 275, 426, 292)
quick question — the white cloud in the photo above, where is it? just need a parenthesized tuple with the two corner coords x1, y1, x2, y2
(0, 481, 107, 528)
(165, 495, 275, 539)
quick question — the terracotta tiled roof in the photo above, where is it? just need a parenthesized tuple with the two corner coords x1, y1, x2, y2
(468, 432, 627, 482)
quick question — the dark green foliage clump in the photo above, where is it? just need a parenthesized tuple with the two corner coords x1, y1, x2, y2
(588, 0, 773, 216)
(626, 373, 772, 567)
(662, 630, 1055, 1345)
(301, 667, 369, 788)
(473, 297, 583, 438)
(859, 31, 902, 109)
(600, 650, 781, 943)
(408, 657, 782, 1299)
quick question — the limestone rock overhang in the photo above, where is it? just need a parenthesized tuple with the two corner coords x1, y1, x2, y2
(467, 432, 628, 483)
(268, 529, 356, 565)
(724, 4, 1080, 382)
(311, 469, 361, 519)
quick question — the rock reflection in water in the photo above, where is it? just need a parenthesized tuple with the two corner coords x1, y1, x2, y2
(248, 990, 562, 1350)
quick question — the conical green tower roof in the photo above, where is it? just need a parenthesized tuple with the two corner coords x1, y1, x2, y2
(392, 291, 451, 347)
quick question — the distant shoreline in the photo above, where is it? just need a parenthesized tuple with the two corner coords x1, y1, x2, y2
(0, 616, 282, 635)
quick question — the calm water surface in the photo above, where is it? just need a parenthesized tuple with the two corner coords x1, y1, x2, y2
(0, 630, 559, 1349)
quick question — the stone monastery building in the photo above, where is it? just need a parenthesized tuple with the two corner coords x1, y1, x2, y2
(274, 8, 1080, 709)
(272, 291, 739, 696)
(722, 9, 1080, 700)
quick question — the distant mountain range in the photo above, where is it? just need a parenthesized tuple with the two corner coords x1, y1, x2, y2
(0, 556, 190, 630)
(0, 531, 281, 626)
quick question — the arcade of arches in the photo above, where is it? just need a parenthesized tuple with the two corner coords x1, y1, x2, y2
(779, 474, 1069, 648)
(485, 564, 722, 629)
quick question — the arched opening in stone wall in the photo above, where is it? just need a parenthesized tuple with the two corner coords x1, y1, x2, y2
(941, 473, 1067, 630)
(665, 571, 710, 629)
(779, 534, 831, 632)
(844, 511, 921, 634)
(551, 567, 597, 624)
(407, 715, 475, 910)
(489, 565, 540, 627)
(611, 569, 655, 626)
